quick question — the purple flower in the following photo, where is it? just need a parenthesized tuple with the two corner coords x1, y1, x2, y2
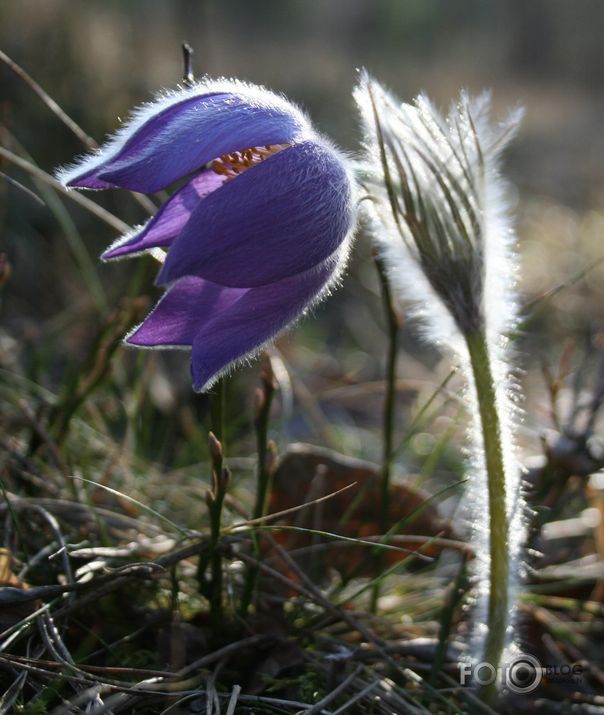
(57, 79, 356, 391)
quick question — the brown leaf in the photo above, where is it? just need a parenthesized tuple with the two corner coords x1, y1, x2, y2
(267, 443, 458, 581)
(0, 548, 38, 631)
(0, 548, 28, 589)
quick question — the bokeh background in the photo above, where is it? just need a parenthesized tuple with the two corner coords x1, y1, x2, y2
(2, 0, 604, 475)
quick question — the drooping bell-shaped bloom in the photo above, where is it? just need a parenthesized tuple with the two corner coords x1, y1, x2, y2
(57, 79, 356, 391)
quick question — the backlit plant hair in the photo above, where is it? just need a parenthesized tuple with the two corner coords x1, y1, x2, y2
(355, 73, 526, 698)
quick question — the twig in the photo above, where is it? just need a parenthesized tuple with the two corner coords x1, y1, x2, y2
(520, 253, 604, 322)
(18, 400, 69, 479)
(331, 678, 380, 715)
(430, 556, 469, 687)
(227, 481, 358, 531)
(296, 665, 362, 714)
(177, 634, 269, 678)
(282, 533, 473, 558)
(254, 524, 433, 561)
(30, 505, 76, 601)
(2, 652, 175, 679)
(37, 612, 76, 670)
(0, 49, 96, 148)
(0, 49, 157, 215)
(181, 42, 195, 87)
(264, 535, 416, 685)
(0, 670, 27, 715)
(0, 146, 130, 233)
(0, 170, 45, 205)
(225, 684, 241, 715)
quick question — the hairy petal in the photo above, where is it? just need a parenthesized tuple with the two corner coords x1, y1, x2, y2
(126, 249, 347, 391)
(126, 277, 245, 347)
(58, 87, 309, 192)
(156, 141, 354, 288)
(102, 170, 227, 260)
(190, 253, 342, 390)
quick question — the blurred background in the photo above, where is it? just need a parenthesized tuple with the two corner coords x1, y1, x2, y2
(1, 0, 604, 477)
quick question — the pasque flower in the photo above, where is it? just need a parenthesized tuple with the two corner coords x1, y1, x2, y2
(57, 79, 356, 391)
(355, 74, 525, 695)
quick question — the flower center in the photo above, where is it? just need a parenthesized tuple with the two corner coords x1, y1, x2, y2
(210, 144, 290, 180)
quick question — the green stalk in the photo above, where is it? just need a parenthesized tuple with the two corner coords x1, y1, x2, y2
(370, 257, 400, 613)
(239, 364, 276, 617)
(465, 330, 509, 696)
(210, 378, 226, 445)
(252, 388, 275, 524)
(209, 380, 226, 628)
(198, 380, 227, 630)
(208, 472, 225, 629)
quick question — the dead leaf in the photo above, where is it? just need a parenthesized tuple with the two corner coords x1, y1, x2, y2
(266, 443, 459, 581)
(0, 548, 28, 589)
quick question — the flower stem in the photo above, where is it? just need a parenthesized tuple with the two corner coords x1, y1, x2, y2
(252, 376, 276, 524)
(239, 360, 276, 618)
(208, 483, 225, 629)
(206, 431, 228, 631)
(465, 330, 509, 696)
(210, 378, 226, 446)
(197, 380, 228, 630)
(370, 257, 400, 613)
(209, 380, 226, 628)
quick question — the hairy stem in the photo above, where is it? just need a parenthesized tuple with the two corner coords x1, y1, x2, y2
(465, 330, 509, 697)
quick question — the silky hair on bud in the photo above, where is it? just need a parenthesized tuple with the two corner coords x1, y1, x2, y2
(355, 72, 526, 692)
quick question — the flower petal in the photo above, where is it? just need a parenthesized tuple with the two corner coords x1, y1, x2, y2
(126, 249, 346, 391)
(59, 87, 309, 192)
(102, 170, 227, 260)
(191, 254, 341, 390)
(126, 277, 245, 348)
(156, 141, 353, 288)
